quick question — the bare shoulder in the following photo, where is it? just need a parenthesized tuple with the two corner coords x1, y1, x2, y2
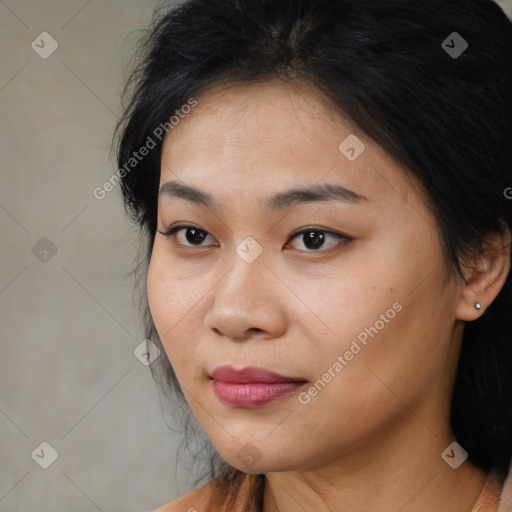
(150, 480, 215, 512)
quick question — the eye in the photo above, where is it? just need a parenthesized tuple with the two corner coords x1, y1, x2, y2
(157, 224, 352, 252)
(158, 224, 216, 247)
(286, 227, 352, 252)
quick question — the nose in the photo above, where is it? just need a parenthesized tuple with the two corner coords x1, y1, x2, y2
(203, 248, 288, 342)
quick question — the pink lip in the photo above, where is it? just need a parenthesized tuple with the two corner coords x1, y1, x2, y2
(210, 365, 307, 408)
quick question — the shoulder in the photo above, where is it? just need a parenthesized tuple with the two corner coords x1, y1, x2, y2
(150, 480, 215, 512)
(499, 464, 512, 512)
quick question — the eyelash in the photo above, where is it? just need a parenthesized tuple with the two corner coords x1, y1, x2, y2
(157, 223, 353, 252)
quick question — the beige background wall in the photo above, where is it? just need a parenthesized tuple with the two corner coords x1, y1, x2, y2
(1, 1, 511, 511)
(0, 1, 190, 511)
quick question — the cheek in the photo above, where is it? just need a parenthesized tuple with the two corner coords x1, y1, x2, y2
(147, 250, 197, 329)
(146, 250, 208, 370)
(286, 257, 401, 346)
(146, 256, 169, 328)
(286, 246, 444, 390)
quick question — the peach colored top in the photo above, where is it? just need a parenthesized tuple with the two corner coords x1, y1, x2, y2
(151, 467, 512, 512)
(471, 472, 505, 512)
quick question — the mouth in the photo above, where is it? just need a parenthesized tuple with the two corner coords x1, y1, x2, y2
(209, 365, 308, 408)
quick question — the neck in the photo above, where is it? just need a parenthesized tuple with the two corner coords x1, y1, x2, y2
(262, 415, 486, 512)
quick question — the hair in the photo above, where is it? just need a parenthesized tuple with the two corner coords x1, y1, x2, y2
(114, 0, 512, 509)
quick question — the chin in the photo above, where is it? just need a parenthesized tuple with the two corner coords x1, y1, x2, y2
(214, 440, 302, 474)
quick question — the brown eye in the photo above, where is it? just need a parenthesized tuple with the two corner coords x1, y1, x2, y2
(287, 228, 352, 252)
(158, 225, 215, 247)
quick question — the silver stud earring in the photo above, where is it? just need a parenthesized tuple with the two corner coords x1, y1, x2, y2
(475, 302, 482, 311)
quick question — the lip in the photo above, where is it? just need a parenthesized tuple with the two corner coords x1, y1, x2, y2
(210, 365, 308, 408)
(210, 365, 305, 383)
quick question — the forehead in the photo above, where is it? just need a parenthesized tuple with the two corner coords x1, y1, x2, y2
(159, 80, 423, 212)
(163, 80, 361, 157)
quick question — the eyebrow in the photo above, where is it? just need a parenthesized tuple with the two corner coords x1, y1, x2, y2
(158, 181, 369, 212)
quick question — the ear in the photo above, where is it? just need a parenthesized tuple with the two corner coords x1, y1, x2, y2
(455, 222, 511, 321)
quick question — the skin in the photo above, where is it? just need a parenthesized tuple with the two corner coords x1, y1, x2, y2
(147, 80, 511, 512)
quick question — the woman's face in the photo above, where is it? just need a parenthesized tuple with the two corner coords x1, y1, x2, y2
(147, 80, 465, 473)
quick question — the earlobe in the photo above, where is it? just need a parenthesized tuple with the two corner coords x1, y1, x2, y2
(455, 225, 511, 322)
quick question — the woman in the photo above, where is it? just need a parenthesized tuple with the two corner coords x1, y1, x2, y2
(114, 0, 512, 510)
